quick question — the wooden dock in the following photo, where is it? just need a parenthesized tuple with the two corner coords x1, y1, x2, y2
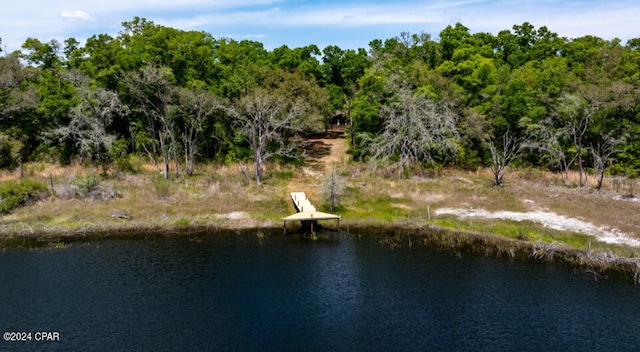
(282, 192, 340, 233)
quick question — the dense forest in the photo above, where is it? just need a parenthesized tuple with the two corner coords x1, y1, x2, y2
(1, 18, 640, 187)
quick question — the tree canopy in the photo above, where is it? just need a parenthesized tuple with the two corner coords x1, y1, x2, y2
(1, 19, 639, 185)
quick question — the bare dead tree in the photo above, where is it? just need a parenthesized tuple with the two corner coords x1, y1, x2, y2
(590, 132, 624, 191)
(489, 131, 521, 186)
(560, 94, 593, 187)
(524, 117, 576, 179)
(0, 54, 38, 171)
(0, 53, 38, 121)
(54, 83, 128, 173)
(365, 87, 459, 175)
(124, 65, 176, 179)
(231, 88, 304, 186)
(321, 171, 346, 212)
(238, 163, 251, 185)
(173, 86, 222, 175)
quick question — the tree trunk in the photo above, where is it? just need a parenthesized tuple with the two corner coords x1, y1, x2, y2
(596, 169, 605, 191)
(184, 138, 195, 176)
(170, 131, 179, 178)
(163, 158, 170, 179)
(494, 172, 502, 187)
(347, 100, 354, 149)
(159, 135, 170, 180)
(255, 156, 262, 186)
(578, 145, 584, 187)
(238, 163, 250, 185)
(185, 153, 192, 176)
(329, 172, 335, 212)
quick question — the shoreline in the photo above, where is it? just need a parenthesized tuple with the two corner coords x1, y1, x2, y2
(2, 219, 639, 284)
(1, 156, 639, 284)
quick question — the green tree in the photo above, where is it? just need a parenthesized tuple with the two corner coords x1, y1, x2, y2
(212, 39, 268, 99)
(79, 34, 125, 89)
(118, 17, 218, 86)
(21, 38, 62, 70)
(439, 23, 471, 62)
(321, 45, 370, 146)
(496, 23, 565, 67)
(63, 38, 83, 69)
(269, 45, 322, 80)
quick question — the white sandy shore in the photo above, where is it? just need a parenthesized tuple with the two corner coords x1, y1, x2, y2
(435, 207, 640, 247)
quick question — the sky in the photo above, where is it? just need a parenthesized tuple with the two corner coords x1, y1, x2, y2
(1, 0, 640, 54)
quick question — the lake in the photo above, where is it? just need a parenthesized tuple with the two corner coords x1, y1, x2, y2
(0, 231, 639, 351)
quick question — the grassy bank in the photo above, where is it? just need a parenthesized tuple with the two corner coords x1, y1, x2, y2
(1, 160, 639, 282)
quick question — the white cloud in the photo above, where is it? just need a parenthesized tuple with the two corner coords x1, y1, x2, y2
(60, 10, 94, 21)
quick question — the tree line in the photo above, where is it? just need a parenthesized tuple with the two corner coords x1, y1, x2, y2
(1, 18, 639, 186)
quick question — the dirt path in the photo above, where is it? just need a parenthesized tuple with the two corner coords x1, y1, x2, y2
(305, 135, 348, 166)
(285, 131, 347, 203)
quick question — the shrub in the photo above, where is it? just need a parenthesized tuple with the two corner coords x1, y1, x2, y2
(153, 178, 172, 198)
(70, 173, 102, 198)
(321, 171, 346, 212)
(0, 179, 50, 214)
(57, 173, 120, 201)
(112, 139, 143, 173)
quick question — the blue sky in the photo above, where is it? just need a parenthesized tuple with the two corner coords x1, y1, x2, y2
(1, 0, 639, 54)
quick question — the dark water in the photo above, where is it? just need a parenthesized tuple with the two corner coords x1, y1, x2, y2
(0, 232, 639, 352)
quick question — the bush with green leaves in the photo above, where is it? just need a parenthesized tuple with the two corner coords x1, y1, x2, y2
(70, 173, 102, 198)
(0, 179, 50, 214)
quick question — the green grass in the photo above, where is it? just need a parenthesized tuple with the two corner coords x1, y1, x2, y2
(429, 216, 638, 256)
(269, 167, 295, 183)
(175, 218, 190, 227)
(340, 187, 412, 222)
